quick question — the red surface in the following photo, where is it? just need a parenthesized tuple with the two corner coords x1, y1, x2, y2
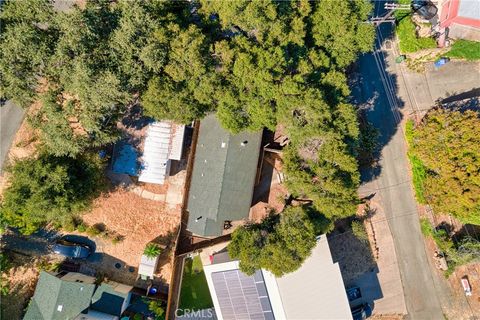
(440, 0, 480, 28)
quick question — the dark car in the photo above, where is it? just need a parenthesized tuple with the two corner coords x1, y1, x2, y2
(351, 303, 372, 320)
(412, 0, 438, 20)
(52, 238, 92, 259)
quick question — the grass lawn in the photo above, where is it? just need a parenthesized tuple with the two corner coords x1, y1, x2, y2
(179, 255, 213, 310)
(405, 120, 427, 204)
(445, 40, 480, 60)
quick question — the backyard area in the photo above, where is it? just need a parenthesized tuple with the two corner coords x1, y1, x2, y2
(178, 255, 213, 311)
(79, 185, 182, 286)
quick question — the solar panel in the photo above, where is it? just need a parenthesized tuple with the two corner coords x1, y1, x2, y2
(211, 269, 274, 320)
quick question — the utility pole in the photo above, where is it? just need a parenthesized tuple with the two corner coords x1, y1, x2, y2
(369, 2, 411, 26)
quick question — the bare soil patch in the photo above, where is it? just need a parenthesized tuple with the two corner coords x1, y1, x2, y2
(80, 188, 181, 285)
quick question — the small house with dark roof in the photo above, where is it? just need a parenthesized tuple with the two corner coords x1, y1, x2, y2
(187, 114, 262, 237)
(24, 272, 133, 320)
(24, 272, 96, 320)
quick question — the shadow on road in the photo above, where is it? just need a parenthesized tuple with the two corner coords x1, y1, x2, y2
(350, 21, 405, 185)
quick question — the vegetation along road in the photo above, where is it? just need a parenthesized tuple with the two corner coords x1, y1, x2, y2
(353, 4, 443, 319)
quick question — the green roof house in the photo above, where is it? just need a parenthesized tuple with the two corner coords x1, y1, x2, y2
(187, 114, 262, 237)
(24, 272, 133, 320)
(24, 271, 96, 320)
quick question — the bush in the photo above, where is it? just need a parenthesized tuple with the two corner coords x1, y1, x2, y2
(86, 226, 102, 237)
(396, 17, 437, 53)
(144, 243, 161, 258)
(76, 223, 87, 233)
(408, 109, 480, 224)
(351, 220, 369, 243)
(148, 300, 165, 320)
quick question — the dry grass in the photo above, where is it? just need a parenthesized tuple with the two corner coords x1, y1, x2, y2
(81, 188, 181, 284)
(1, 254, 41, 319)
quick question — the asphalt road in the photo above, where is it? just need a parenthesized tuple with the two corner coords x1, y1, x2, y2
(0, 100, 24, 172)
(352, 10, 444, 320)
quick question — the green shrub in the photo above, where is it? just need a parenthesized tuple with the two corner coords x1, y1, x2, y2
(396, 17, 437, 53)
(408, 153, 427, 203)
(144, 243, 161, 258)
(148, 300, 165, 320)
(419, 218, 433, 237)
(86, 226, 102, 237)
(76, 223, 87, 233)
(351, 220, 369, 243)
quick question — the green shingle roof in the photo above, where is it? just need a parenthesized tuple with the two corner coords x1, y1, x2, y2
(24, 271, 96, 320)
(90, 282, 129, 316)
(187, 114, 262, 237)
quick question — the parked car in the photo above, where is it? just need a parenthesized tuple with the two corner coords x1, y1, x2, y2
(351, 303, 372, 320)
(52, 238, 92, 259)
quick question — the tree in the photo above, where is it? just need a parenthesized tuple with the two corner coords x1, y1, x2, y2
(228, 206, 326, 277)
(410, 109, 480, 225)
(144, 243, 161, 258)
(0, 0, 56, 106)
(0, 152, 105, 234)
(311, 0, 375, 68)
(141, 24, 217, 123)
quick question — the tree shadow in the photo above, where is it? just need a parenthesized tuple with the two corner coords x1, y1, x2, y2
(350, 10, 406, 185)
(328, 219, 383, 309)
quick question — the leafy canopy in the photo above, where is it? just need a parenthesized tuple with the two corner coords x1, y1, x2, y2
(228, 206, 328, 277)
(0, 153, 105, 234)
(410, 109, 480, 225)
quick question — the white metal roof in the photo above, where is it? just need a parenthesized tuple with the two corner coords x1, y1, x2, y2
(274, 235, 353, 320)
(170, 124, 185, 161)
(202, 235, 352, 320)
(139, 122, 171, 185)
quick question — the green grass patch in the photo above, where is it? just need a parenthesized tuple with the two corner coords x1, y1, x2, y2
(408, 153, 427, 203)
(419, 218, 433, 237)
(179, 256, 213, 311)
(397, 18, 437, 53)
(445, 40, 480, 60)
(405, 120, 427, 203)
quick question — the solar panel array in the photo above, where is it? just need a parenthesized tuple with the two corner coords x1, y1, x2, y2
(211, 269, 274, 320)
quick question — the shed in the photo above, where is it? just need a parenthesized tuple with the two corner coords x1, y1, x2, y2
(138, 254, 159, 280)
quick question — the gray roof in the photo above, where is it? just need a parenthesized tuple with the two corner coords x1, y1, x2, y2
(187, 114, 262, 237)
(24, 272, 96, 320)
(90, 283, 129, 316)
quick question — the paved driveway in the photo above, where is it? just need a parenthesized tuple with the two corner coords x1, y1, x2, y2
(351, 12, 444, 320)
(0, 100, 24, 172)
